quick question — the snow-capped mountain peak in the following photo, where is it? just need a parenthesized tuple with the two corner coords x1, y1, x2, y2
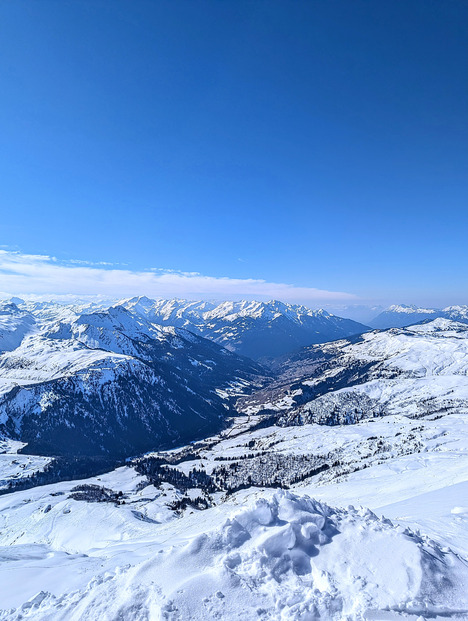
(117, 298, 369, 359)
(0, 302, 266, 458)
(385, 304, 438, 314)
(443, 305, 468, 321)
(369, 303, 468, 329)
(0, 302, 36, 353)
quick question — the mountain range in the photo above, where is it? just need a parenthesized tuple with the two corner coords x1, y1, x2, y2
(368, 303, 468, 329)
(0, 301, 266, 458)
(2, 298, 468, 619)
(119, 297, 370, 359)
(1, 297, 467, 462)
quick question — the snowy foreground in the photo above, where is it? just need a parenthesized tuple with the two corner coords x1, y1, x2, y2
(1, 410, 468, 620)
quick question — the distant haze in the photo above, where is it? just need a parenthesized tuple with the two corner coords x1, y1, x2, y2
(0, 250, 466, 313)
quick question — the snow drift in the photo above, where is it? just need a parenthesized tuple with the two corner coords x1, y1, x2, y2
(3, 491, 467, 620)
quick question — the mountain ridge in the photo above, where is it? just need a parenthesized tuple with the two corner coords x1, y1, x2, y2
(0, 304, 267, 458)
(118, 297, 370, 359)
(369, 303, 468, 329)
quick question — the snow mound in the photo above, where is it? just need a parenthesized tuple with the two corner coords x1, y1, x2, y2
(2, 491, 468, 620)
(160, 491, 468, 620)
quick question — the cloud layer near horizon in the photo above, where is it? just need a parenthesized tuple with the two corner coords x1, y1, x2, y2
(0, 250, 357, 304)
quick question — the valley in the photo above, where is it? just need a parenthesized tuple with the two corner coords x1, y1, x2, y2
(0, 298, 467, 619)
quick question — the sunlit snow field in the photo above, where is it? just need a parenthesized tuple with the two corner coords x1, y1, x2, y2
(1, 409, 468, 620)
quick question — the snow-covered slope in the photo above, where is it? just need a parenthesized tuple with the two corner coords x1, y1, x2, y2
(0, 304, 267, 458)
(0, 302, 36, 353)
(444, 304, 468, 322)
(239, 318, 468, 425)
(1, 406, 468, 619)
(369, 303, 468, 329)
(120, 297, 370, 359)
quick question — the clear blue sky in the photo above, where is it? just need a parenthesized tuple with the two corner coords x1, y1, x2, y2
(0, 0, 467, 306)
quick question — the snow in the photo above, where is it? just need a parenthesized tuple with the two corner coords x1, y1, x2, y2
(385, 304, 438, 315)
(0, 474, 467, 619)
(135, 298, 341, 326)
(0, 304, 36, 353)
(0, 439, 51, 490)
(134, 491, 468, 620)
(349, 319, 468, 374)
(243, 319, 468, 421)
(0, 304, 468, 618)
(0, 302, 264, 456)
(369, 305, 468, 330)
(0, 334, 135, 397)
(0, 404, 467, 619)
(116, 297, 368, 359)
(444, 305, 468, 321)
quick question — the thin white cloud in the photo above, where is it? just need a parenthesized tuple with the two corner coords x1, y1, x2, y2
(0, 250, 357, 304)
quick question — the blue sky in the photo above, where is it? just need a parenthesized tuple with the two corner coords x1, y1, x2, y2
(0, 0, 467, 308)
